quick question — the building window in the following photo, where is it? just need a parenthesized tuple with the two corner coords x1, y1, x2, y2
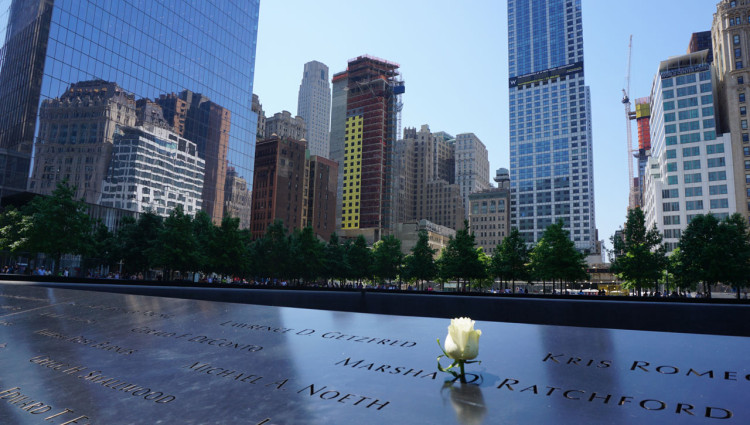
(744, 133, 749, 143)
(736, 48, 743, 59)
(735, 35, 741, 45)
(740, 76, 746, 85)
(741, 93, 747, 103)
(743, 120, 749, 130)
(742, 106, 748, 116)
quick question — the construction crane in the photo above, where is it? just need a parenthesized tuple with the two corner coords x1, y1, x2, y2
(622, 35, 638, 210)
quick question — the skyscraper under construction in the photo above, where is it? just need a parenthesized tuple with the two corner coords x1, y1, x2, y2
(330, 55, 404, 242)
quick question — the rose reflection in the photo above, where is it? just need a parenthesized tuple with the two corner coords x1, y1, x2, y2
(443, 381, 487, 425)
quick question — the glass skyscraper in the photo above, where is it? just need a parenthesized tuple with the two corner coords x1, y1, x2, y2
(507, 0, 596, 251)
(0, 0, 259, 224)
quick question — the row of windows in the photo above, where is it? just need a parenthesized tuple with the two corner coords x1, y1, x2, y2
(666, 171, 726, 185)
(663, 185, 728, 200)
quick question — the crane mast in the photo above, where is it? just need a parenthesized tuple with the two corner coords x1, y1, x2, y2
(622, 35, 637, 210)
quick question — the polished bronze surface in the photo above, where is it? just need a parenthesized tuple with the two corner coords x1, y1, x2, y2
(0, 283, 745, 424)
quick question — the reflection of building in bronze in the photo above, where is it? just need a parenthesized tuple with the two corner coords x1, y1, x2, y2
(100, 125, 205, 217)
(445, 383, 487, 425)
(157, 90, 231, 225)
(224, 167, 252, 229)
(539, 326, 619, 420)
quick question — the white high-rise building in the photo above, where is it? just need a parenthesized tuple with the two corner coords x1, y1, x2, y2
(297, 61, 331, 158)
(455, 133, 490, 218)
(643, 51, 735, 252)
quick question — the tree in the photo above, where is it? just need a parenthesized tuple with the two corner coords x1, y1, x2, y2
(371, 235, 403, 285)
(403, 230, 436, 290)
(346, 235, 371, 285)
(157, 205, 198, 280)
(192, 211, 216, 274)
(530, 220, 588, 294)
(291, 226, 325, 285)
(439, 220, 484, 292)
(262, 220, 291, 282)
(24, 182, 92, 273)
(491, 227, 529, 292)
(0, 206, 31, 255)
(116, 211, 163, 276)
(715, 214, 750, 299)
(212, 215, 248, 279)
(85, 221, 117, 276)
(323, 233, 348, 285)
(678, 214, 722, 298)
(610, 208, 666, 296)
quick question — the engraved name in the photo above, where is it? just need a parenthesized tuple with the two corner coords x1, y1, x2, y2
(0, 386, 90, 424)
(219, 321, 417, 348)
(29, 355, 176, 404)
(335, 357, 439, 380)
(34, 329, 137, 355)
(131, 327, 263, 352)
(298, 384, 390, 410)
(40, 312, 96, 324)
(497, 378, 732, 419)
(86, 304, 173, 319)
(543, 352, 749, 383)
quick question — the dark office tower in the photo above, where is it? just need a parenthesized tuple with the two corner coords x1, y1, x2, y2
(29, 80, 137, 204)
(0, 0, 260, 217)
(688, 31, 713, 63)
(332, 55, 404, 243)
(250, 136, 307, 240)
(507, 0, 596, 251)
(305, 155, 338, 241)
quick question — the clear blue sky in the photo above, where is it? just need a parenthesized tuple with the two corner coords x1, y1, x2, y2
(253, 0, 719, 255)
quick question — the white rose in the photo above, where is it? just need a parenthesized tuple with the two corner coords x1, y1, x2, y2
(444, 317, 482, 361)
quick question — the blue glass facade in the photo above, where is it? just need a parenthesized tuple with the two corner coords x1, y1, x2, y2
(0, 0, 259, 224)
(507, 0, 596, 250)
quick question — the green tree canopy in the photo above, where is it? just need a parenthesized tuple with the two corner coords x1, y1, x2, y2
(715, 214, 750, 298)
(677, 214, 721, 297)
(491, 227, 529, 291)
(530, 220, 588, 294)
(117, 210, 163, 276)
(438, 220, 484, 292)
(212, 215, 248, 279)
(678, 213, 750, 298)
(157, 205, 198, 279)
(346, 235, 372, 284)
(371, 235, 403, 284)
(610, 207, 666, 295)
(291, 226, 325, 284)
(403, 230, 436, 290)
(24, 182, 93, 273)
(323, 233, 348, 285)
